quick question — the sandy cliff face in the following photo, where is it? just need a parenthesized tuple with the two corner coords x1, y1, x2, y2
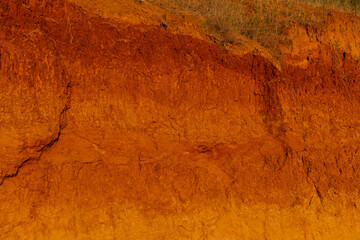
(1, 0, 360, 239)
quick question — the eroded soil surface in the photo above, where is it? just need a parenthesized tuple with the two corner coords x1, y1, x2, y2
(1, 0, 360, 239)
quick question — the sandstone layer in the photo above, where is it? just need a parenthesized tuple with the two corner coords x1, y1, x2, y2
(1, 0, 360, 239)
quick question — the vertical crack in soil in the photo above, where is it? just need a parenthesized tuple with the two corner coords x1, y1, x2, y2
(0, 80, 73, 186)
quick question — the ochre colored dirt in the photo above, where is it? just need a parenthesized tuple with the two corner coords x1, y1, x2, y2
(1, 0, 360, 239)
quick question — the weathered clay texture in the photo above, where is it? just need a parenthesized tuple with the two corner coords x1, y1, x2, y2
(1, 0, 360, 239)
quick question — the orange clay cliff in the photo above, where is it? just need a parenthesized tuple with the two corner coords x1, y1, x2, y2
(1, 0, 360, 239)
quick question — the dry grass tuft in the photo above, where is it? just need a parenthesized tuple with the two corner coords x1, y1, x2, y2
(150, 0, 287, 51)
(297, 0, 360, 14)
(147, 0, 359, 54)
